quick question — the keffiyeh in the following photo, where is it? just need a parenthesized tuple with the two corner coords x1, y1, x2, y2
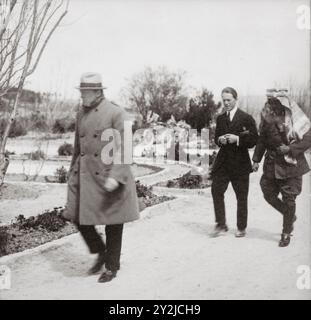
(265, 88, 310, 141)
(262, 88, 311, 164)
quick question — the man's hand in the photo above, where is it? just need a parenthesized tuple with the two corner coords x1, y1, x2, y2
(225, 134, 239, 144)
(104, 177, 119, 192)
(218, 135, 228, 145)
(277, 144, 290, 155)
(252, 162, 260, 172)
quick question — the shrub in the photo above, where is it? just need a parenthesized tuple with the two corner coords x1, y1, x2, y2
(14, 209, 67, 232)
(135, 181, 153, 198)
(52, 119, 66, 133)
(178, 171, 203, 189)
(0, 227, 9, 256)
(30, 112, 48, 132)
(0, 118, 28, 137)
(52, 117, 75, 133)
(54, 166, 68, 183)
(29, 149, 46, 160)
(166, 180, 177, 188)
(135, 181, 174, 210)
(66, 120, 76, 132)
(58, 142, 73, 156)
(10, 120, 28, 137)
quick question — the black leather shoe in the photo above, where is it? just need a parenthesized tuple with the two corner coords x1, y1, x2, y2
(235, 229, 246, 238)
(211, 224, 228, 237)
(279, 233, 291, 247)
(98, 270, 117, 283)
(87, 252, 106, 275)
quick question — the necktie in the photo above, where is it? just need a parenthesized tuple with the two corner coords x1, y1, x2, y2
(226, 112, 231, 122)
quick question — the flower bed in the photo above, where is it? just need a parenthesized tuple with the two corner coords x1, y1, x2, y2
(156, 171, 212, 189)
(0, 182, 174, 257)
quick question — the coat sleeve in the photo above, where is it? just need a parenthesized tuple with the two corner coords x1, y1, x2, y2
(289, 128, 311, 158)
(252, 117, 267, 163)
(238, 114, 258, 149)
(108, 108, 130, 184)
(69, 110, 81, 171)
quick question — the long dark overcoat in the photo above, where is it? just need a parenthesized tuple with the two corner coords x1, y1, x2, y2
(63, 99, 140, 225)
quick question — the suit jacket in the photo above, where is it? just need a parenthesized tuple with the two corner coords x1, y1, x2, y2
(253, 124, 311, 179)
(212, 109, 258, 177)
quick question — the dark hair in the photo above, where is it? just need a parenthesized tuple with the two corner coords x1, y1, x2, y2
(221, 87, 238, 99)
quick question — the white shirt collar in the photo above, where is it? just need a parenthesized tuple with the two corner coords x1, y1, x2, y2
(227, 104, 238, 121)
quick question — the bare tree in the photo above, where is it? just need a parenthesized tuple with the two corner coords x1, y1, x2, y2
(0, 0, 69, 185)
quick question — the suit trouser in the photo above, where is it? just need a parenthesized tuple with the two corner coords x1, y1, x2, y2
(260, 175, 302, 234)
(77, 224, 124, 272)
(212, 173, 250, 230)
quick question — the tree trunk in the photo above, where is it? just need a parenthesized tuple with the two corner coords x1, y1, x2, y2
(0, 85, 23, 186)
(0, 153, 10, 186)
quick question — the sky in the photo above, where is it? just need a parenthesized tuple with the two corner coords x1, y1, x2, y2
(25, 0, 310, 103)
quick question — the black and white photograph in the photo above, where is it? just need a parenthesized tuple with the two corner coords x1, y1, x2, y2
(0, 0, 310, 301)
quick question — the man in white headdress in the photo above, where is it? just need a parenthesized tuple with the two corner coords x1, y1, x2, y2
(252, 88, 311, 247)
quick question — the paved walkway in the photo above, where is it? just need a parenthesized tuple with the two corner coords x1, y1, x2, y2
(134, 158, 190, 186)
(0, 164, 310, 300)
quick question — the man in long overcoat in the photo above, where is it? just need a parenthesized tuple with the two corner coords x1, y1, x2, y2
(63, 72, 139, 282)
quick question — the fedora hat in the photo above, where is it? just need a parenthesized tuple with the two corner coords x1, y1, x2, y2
(76, 72, 107, 90)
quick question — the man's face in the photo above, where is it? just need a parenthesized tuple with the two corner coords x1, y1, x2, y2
(268, 97, 285, 114)
(80, 90, 100, 107)
(222, 92, 236, 112)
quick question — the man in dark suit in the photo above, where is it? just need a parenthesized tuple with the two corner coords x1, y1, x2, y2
(211, 87, 258, 237)
(252, 90, 311, 247)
